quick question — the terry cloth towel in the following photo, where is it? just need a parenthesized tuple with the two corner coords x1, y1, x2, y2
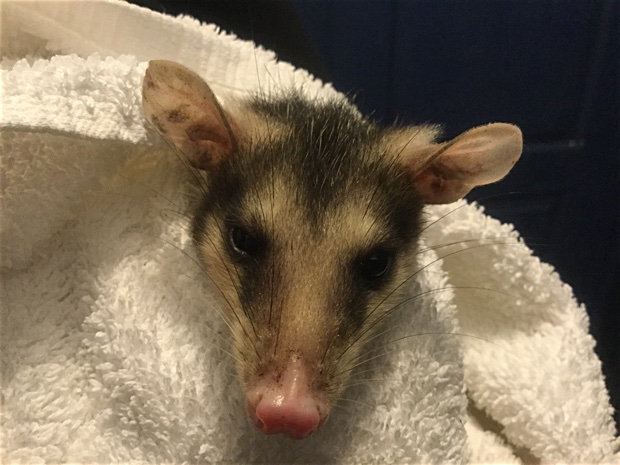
(1, 1, 618, 464)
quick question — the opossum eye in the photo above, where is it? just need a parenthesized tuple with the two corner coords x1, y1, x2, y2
(230, 226, 262, 257)
(357, 248, 393, 283)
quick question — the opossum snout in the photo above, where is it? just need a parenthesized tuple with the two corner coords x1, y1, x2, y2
(245, 358, 328, 439)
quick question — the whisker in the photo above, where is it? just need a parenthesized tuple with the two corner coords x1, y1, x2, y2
(210, 215, 259, 337)
(159, 208, 192, 227)
(201, 230, 261, 355)
(468, 190, 533, 204)
(417, 236, 551, 255)
(115, 173, 187, 212)
(419, 202, 470, 235)
(345, 378, 399, 389)
(334, 396, 375, 412)
(94, 191, 194, 237)
(210, 343, 243, 366)
(420, 191, 534, 234)
(336, 349, 397, 377)
(160, 136, 210, 196)
(362, 285, 530, 351)
(338, 330, 519, 381)
(194, 330, 242, 367)
(338, 241, 515, 362)
(143, 232, 237, 333)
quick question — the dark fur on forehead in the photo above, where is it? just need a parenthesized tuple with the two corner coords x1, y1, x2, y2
(193, 93, 423, 248)
(250, 93, 423, 241)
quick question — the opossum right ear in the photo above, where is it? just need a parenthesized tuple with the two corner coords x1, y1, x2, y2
(142, 60, 239, 171)
(392, 123, 523, 204)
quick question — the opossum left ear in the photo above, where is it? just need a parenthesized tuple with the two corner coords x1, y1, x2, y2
(396, 123, 523, 204)
(142, 60, 239, 171)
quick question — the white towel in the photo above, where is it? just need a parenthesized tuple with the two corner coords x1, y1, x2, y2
(1, 1, 617, 463)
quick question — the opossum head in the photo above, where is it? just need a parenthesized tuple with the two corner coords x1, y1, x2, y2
(142, 60, 522, 439)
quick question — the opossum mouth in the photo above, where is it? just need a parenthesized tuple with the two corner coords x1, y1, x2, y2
(244, 360, 330, 439)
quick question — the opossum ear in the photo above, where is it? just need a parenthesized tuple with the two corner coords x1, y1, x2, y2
(399, 123, 522, 204)
(142, 60, 239, 171)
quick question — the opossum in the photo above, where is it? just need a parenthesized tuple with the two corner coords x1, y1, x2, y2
(142, 60, 522, 439)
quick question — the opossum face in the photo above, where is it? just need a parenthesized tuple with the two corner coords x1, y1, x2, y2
(191, 96, 427, 438)
(142, 60, 522, 439)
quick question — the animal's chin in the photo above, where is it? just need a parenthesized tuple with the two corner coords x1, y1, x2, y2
(243, 358, 330, 439)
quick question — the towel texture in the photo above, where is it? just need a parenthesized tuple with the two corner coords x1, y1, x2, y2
(1, 1, 618, 463)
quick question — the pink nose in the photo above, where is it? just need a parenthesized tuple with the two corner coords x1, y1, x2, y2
(246, 360, 325, 439)
(254, 395, 321, 439)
